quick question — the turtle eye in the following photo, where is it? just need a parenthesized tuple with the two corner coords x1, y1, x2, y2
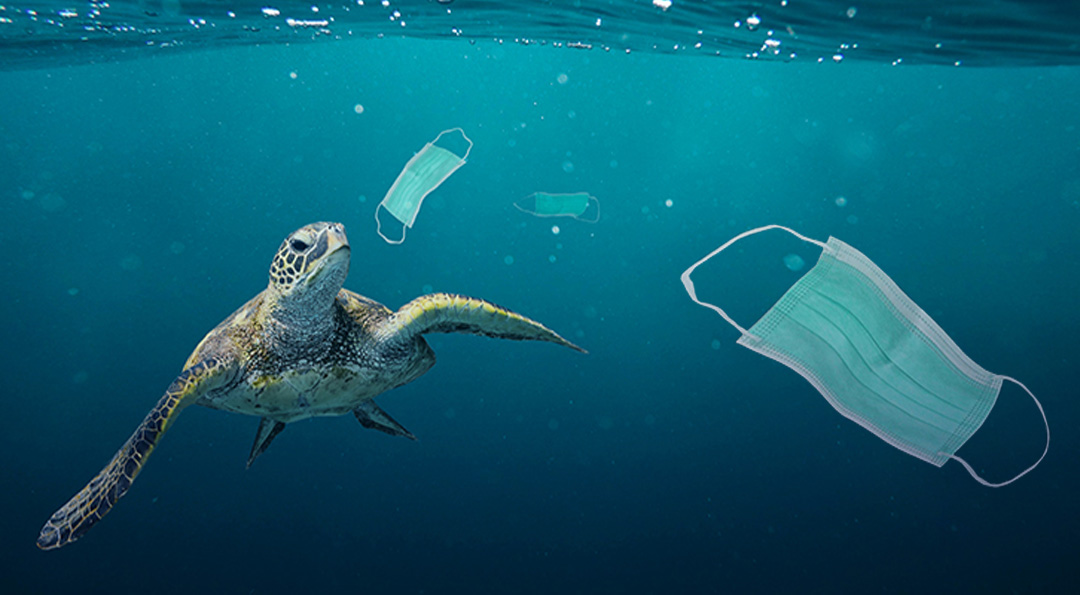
(290, 239, 309, 252)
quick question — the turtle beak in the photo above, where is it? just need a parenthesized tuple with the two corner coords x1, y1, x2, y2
(304, 224, 350, 287)
(325, 223, 349, 257)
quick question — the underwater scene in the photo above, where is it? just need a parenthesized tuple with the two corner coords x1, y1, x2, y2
(2, 1, 1079, 592)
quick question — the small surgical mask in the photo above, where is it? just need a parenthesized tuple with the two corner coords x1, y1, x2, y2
(680, 224, 1050, 487)
(514, 192, 600, 223)
(376, 128, 473, 244)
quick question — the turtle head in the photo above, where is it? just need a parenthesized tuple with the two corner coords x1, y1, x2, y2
(268, 222, 350, 306)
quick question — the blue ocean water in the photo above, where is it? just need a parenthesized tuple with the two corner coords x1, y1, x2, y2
(2, 2, 1079, 593)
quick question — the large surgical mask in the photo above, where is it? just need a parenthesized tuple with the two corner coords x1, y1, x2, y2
(376, 128, 473, 244)
(680, 225, 1049, 487)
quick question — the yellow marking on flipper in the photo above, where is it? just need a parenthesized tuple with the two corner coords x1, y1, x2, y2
(421, 298, 441, 325)
(423, 296, 444, 317)
(37, 358, 230, 550)
(386, 293, 586, 353)
(408, 303, 423, 322)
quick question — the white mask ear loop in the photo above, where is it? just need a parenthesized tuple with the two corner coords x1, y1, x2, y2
(434, 127, 474, 161)
(680, 224, 827, 336)
(375, 203, 407, 245)
(945, 375, 1050, 488)
(578, 195, 600, 224)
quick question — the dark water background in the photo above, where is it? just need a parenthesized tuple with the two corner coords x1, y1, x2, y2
(2, 2, 1080, 593)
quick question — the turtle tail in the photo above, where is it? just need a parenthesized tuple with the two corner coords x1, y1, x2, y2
(378, 293, 585, 353)
(37, 359, 227, 550)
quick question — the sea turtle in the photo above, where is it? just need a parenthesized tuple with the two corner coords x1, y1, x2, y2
(37, 221, 583, 550)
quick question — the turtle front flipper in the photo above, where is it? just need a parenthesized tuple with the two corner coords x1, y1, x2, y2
(377, 293, 585, 353)
(37, 358, 232, 550)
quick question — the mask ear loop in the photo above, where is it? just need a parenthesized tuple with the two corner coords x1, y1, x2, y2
(433, 127, 474, 161)
(945, 376, 1050, 487)
(577, 195, 601, 223)
(375, 203, 408, 245)
(680, 224, 827, 336)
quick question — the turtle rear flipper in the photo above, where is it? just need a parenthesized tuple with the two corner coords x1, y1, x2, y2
(37, 358, 232, 550)
(246, 418, 287, 469)
(376, 293, 585, 353)
(354, 400, 416, 440)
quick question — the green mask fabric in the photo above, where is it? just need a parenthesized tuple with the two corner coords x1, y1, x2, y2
(681, 225, 1049, 487)
(513, 192, 600, 223)
(376, 128, 473, 244)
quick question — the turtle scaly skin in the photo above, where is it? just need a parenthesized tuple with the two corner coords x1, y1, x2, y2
(36, 359, 233, 550)
(38, 222, 583, 550)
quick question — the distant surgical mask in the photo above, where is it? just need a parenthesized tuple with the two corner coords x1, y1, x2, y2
(680, 225, 1049, 487)
(376, 128, 473, 244)
(514, 192, 600, 223)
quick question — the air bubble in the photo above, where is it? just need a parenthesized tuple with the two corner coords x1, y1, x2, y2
(120, 254, 143, 271)
(39, 193, 66, 212)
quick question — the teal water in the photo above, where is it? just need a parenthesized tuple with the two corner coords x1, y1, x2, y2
(2, 10, 1080, 593)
